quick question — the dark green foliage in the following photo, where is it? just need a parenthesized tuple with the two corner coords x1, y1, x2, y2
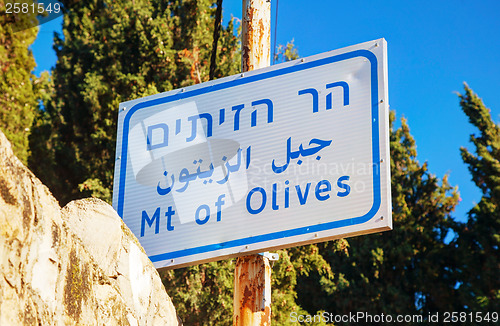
(453, 85, 500, 311)
(29, 0, 240, 204)
(271, 244, 342, 325)
(0, 0, 44, 164)
(161, 261, 235, 326)
(296, 111, 460, 320)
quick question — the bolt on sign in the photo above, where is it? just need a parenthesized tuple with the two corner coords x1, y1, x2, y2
(112, 39, 392, 269)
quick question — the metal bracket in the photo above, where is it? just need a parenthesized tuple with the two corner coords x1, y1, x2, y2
(259, 252, 279, 267)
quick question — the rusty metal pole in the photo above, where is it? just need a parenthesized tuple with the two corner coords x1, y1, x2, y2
(241, 0, 271, 71)
(233, 1, 272, 325)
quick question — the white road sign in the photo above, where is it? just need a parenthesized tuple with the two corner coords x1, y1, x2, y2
(113, 39, 392, 269)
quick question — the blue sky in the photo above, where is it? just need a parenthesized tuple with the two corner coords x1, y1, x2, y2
(31, 0, 500, 222)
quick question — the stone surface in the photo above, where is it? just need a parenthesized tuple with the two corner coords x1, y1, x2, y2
(0, 129, 180, 325)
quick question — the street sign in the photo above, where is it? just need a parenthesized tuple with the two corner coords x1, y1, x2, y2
(113, 39, 391, 269)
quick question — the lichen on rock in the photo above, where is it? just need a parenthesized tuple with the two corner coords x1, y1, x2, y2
(0, 128, 180, 325)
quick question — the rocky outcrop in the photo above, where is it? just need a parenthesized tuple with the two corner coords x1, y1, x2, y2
(0, 129, 179, 325)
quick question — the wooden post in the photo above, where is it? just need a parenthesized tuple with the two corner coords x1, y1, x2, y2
(234, 1, 271, 325)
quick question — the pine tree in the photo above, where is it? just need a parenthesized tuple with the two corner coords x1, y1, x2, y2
(0, 0, 43, 164)
(29, 0, 240, 204)
(454, 85, 500, 311)
(296, 111, 460, 319)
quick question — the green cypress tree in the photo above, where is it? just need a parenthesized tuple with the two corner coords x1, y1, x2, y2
(0, 0, 43, 164)
(29, 0, 240, 204)
(161, 260, 234, 325)
(454, 85, 500, 311)
(296, 111, 460, 319)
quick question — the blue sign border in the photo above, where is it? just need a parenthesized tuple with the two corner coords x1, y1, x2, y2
(116, 49, 381, 263)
